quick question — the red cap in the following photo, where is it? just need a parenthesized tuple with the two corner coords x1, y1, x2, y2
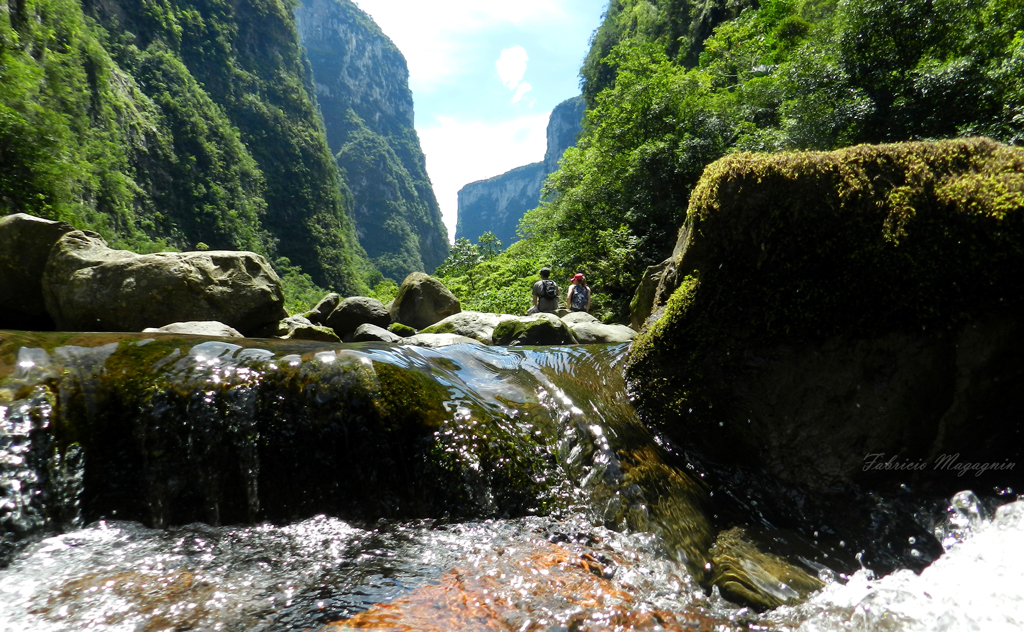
(572, 273, 584, 282)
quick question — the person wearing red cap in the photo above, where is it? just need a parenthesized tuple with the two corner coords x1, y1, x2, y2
(567, 273, 590, 313)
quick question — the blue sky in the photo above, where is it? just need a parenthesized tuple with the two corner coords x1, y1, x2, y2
(352, 1, 607, 241)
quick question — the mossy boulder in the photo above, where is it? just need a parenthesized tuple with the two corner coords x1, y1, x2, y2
(492, 313, 578, 346)
(626, 138, 1024, 492)
(389, 272, 461, 330)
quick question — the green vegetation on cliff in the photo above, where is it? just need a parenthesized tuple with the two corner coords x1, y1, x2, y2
(449, 0, 1024, 321)
(1, 0, 373, 295)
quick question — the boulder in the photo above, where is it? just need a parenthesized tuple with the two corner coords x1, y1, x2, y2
(419, 311, 516, 344)
(492, 313, 578, 346)
(143, 321, 244, 338)
(560, 311, 599, 325)
(568, 322, 636, 344)
(388, 322, 417, 337)
(389, 272, 460, 330)
(351, 323, 404, 343)
(625, 138, 1024, 492)
(325, 296, 391, 339)
(403, 333, 486, 348)
(42, 231, 287, 335)
(0, 213, 75, 330)
(254, 315, 340, 342)
(305, 293, 340, 325)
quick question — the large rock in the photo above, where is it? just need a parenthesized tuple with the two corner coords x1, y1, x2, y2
(325, 296, 391, 339)
(419, 311, 516, 344)
(626, 138, 1024, 493)
(568, 321, 636, 344)
(0, 213, 75, 330)
(42, 231, 287, 335)
(351, 323, 404, 343)
(403, 333, 485, 348)
(389, 272, 461, 330)
(305, 293, 341, 325)
(254, 315, 340, 342)
(492, 313, 578, 346)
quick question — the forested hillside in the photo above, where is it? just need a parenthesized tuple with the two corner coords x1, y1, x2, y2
(438, 0, 1024, 320)
(1, 0, 373, 295)
(295, 0, 449, 282)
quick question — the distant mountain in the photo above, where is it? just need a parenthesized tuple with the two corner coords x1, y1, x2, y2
(295, 0, 449, 281)
(455, 97, 586, 246)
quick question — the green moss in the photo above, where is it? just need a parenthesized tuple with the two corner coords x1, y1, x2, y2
(387, 322, 416, 337)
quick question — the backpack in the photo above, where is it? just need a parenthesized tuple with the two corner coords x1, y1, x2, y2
(570, 285, 589, 311)
(541, 279, 558, 300)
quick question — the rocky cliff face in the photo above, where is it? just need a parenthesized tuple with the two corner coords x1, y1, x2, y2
(295, 0, 449, 281)
(455, 96, 585, 246)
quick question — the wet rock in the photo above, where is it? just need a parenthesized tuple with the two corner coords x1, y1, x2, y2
(403, 333, 485, 348)
(0, 213, 75, 330)
(143, 321, 244, 338)
(304, 293, 340, 325)
(324, 296, 391, 339)
(492, 313, 577, 346)
(710, 527, 824, 611)
(352, 323, 403, 343)
(42, 231, 287, 335)
(389, 272, 460, 329)
(626, 138, 1024, 492)
(419, 310, 515, 344)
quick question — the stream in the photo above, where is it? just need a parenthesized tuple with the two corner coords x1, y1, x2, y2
(1, 332, 1021, 630)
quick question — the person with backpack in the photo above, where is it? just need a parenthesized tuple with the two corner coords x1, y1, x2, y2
(528, 267, 560, 314)
(567, 273, 591, 313)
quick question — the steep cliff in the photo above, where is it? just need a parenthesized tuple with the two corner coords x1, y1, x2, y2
(455, 96, 585, 246)
(294, 0, 448, 281)
(0, 0, 371, 295)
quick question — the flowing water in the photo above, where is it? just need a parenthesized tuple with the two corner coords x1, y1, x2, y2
(0, 332, 1021, 630)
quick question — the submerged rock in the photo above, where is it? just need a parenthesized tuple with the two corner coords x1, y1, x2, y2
(42, 231, 287, 335)
(627, 138, 1024, 493)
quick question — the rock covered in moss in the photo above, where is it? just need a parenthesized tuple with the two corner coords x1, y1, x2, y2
(626, 138, 1024, 492)
(42, 231, 287, 335)
(0, 213, 75, 330)
(388, 322, 417, 337)
(420, 311, 515, 344)
(492, 313, 577, 346)
(389, 272, 461, 330)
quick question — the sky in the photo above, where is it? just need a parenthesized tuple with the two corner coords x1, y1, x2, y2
(351, 1, 607, 242)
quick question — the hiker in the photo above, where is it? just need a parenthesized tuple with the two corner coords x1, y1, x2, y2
(567, 273, 590, 313)
(528, 267, 559, 314)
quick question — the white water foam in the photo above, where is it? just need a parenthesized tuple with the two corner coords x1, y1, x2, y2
(771, 496, 1024, 631)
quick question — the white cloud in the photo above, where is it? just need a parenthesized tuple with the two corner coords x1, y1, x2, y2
(418, 113, 551, 241)
(353, 1, 568, 93)
(511, 81, 533, 104)
(496, 46, 529, 90)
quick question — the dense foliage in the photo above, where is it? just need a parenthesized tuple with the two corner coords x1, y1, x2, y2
(1, 0, 374, 295)
(452, 0, 1024, 322)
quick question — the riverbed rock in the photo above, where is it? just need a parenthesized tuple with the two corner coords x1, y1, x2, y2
(568, 321, 637, 344)
(304, 293, 341, 325)
(0, 213, 76, 330)
(254, 315, 340, 342)
(560, 311, 599, 326)
(389, 272, 460, 329)
(352, 323, 403, 343)
(626, 138, 1024, 493)
(143, 321, 244, 338)
(324, 296, 391, 339)
(404, 333, 486, 348)
(42, 231, 287, 335)
(419, 311, 516, 344)
(492, 313, 578, 346)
